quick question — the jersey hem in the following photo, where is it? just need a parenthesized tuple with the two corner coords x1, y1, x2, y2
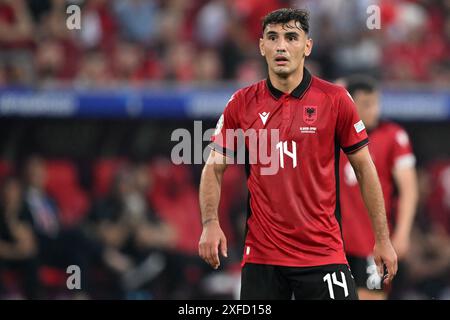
(241, 256, 349, 268)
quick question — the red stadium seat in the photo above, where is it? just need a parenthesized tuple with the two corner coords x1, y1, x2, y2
(149, 160, 202, 255)
(0, 266, 67, 298)
(45, 160, 77, 186)
(45, 160, 89, 227)
(38, 266, 67, 288)
(149, 160, 247, 254)
(92, 158, 128, 198)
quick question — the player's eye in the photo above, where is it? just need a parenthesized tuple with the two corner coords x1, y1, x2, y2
(268, 36, 276, 41)
(287, 35, 297, 41)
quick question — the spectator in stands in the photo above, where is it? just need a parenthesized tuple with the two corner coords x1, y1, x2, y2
(111, 40, 146, 83)
(399, 167, 450, 299)
(0, 176, 39, 299)
(234, 57, 264, 84)
(163, 41, 196, 82)
(34, 38, 67, 84)
(75, 49, 112, 87)
(195, 49, 223, 83)
(0, 0, 34, 85)
(0, 0, 449, 85)
(113, 0, 159, 44)
(90, 167, 137, 253)
(32, 0, 81, 84)
(431, 60, 450, 87)
(38, 0, 70, 40)
(157, 0, 195, 46)
(130, 163, 177, 251)
(231, 0, 283, 41)
(79, 0, 118, 51)
(22, 155, 116, 298)
(90, 164, 177, 297)
(383, 1, 446, 82)
(195, 0, 229, 48)
(0, 0, 33, 47)
(149, 159, 215, 298)
(405, 221, 450, 299)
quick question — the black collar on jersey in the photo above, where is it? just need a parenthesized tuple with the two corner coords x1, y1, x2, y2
(266, 67, 312, 100)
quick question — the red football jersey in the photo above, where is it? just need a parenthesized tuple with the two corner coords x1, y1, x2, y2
(340, 122, 416, 257)
(425, 161, 450, 235)
(210, 69, 369, 267)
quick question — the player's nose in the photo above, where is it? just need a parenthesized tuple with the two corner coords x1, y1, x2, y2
(275, 39, 288, 52)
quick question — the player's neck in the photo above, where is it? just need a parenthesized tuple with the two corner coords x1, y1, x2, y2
(268, 67, 304, 95)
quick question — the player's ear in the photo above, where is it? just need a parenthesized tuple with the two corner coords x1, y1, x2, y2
(259, 38, 265, 56)
(304, 38, 313, 57)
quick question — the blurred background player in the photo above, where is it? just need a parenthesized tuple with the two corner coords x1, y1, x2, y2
(338, 75, 419, 300)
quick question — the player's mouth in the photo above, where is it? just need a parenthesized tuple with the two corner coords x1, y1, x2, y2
(274, 55, 289, 66)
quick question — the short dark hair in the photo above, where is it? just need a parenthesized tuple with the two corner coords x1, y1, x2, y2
(345, 75, 378, 97)
(262, 8, 310, 35)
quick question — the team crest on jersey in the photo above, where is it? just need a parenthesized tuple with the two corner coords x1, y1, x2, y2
(303, 106, 317, 124)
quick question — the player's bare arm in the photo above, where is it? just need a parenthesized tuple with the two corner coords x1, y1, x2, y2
(347, 146, 398, 284)
(392, 165, 418, 259)
(198, 150, 228, 269)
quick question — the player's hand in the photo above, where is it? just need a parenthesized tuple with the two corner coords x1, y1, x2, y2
(373, 239, 398, 286)
(198, 220, 227, 269)
(391, 231, 410, 260)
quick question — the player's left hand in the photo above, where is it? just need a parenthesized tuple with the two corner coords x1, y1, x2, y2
(373, 239, 398, 286)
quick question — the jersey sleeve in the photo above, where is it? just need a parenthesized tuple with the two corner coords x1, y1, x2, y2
(209, 92, 241, 158)
(390, 126, 416, 170)
(335, 88, 369, 154)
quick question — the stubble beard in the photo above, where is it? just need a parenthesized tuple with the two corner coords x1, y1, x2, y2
(272, 65, 291, 78)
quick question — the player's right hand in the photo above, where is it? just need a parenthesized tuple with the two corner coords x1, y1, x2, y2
(198, 220, 228, 269)
(373, 239, 398, 285)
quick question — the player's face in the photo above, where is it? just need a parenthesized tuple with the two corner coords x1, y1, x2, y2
(353, 90, 380, 130)
(27, 158, 47, 189)
(260, 20, 312, 78)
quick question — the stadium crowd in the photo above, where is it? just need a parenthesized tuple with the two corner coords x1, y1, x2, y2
(0, 0, 450, 86)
